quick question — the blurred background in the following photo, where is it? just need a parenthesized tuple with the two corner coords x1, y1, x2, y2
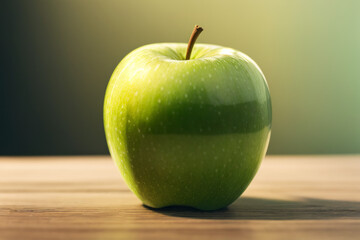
(1, 0, 359, 155)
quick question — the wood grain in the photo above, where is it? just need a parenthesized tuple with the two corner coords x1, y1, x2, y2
(0, 155, 359, 240)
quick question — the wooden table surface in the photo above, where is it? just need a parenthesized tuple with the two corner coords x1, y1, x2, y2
(1, 155, 359, 240)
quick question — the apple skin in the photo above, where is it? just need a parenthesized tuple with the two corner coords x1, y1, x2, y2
(104, 43, 271, 210)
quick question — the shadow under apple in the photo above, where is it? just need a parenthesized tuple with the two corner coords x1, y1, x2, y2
(144, 197, 360, 220)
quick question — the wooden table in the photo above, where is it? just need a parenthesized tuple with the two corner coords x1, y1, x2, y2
(1, 156, 359, 240)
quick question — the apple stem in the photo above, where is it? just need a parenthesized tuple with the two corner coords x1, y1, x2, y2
(185, 25, 203, 60)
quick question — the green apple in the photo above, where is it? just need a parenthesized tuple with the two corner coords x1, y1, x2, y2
(104, 26, 271, 210)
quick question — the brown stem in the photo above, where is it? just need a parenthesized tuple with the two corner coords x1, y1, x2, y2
(185, 25, 203, 60)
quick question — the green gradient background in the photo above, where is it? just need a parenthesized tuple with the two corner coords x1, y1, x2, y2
(1, 0, 359, 155)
